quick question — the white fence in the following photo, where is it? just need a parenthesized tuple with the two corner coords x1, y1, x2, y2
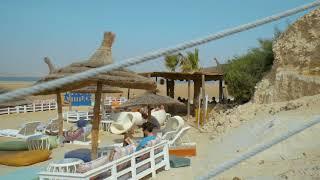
(0, 100, 57, 115)
(104, 96, 127, 106)
(39, 141, 170, 180)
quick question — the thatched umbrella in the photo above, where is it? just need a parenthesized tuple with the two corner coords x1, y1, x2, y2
(36, 32, 156, 159)
(0, 88, 32, 108)
(120, 92, 183, 120)
(70, 86, 122, 94)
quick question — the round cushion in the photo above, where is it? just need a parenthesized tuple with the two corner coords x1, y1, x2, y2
(0, 150, 51, 166)
(65, 148, 91, 162)
(0, 141, 28, 151)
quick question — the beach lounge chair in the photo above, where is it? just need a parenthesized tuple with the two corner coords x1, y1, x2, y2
(0, 121, 41, 139)
(40, 118, 59, 134)
(38, 140, 170, 180)
(161, 116, 185, 140)
(162, 126, 194, 147)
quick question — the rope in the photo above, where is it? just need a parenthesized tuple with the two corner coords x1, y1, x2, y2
(0, 1, 319, 103)
(197, 116, 320, 180)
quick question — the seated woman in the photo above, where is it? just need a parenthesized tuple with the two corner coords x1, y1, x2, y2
(77, 122, 158, 173)
(60, 119, 90, 144)
(125, 122, 156, 151)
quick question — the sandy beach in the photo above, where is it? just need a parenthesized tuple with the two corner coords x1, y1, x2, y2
(0, 81, 319, 179)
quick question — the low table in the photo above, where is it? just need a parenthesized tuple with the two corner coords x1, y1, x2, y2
(26, 134, 50, 150)
(47, 158, 84, 173)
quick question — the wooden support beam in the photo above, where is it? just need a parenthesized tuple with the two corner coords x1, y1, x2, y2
(201, 75, 206, 125)
(187, 80, 191, 121)
(193, 80, 201, 109)
(166, 79, 169, 96)
(56, 91, 63, 137)
(91, 81, 103, 160)
(219, 79, 223, 103)
(68, 92, 72, 111)
(127, 88, 130, 99)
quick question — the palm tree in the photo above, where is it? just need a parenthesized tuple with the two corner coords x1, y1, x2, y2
(180, 48, 200, 72)
(164, 54, 181, 72)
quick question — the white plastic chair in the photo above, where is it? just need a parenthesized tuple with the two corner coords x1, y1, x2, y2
(161, 116, 185, 140)
(0, 121, 42, 139)
(164, 126, 193, 147)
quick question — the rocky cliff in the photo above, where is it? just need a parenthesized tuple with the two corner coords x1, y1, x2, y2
(253, 8, 320, 104)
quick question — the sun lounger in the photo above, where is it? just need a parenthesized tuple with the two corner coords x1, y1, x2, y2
(163, 126, 194, 147)
(161, 116, 185, 140)
(38, 140, 170, 180)
(0, 121, 42, 139)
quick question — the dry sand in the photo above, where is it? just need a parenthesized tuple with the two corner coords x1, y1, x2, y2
(1, 81, 320, 179)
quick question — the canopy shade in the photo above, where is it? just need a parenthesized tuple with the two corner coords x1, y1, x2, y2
(70, 85, 123, 94)
(120, 93, 183, 108)
(0, 88, 32, 108)
(35, 32, 156, 95)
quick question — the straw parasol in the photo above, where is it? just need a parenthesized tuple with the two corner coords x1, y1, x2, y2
(0, 88, 32, 108)
(35, 32, 156, 159)
(70, 86, 122, 94)
(120, 92, 184, 120)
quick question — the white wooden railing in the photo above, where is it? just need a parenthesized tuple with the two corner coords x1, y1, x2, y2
(0, 99, 57, 115)
(104, 96, 127, 106)
(38, 141, 170, 180)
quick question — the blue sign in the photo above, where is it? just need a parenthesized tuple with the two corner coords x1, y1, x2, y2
(64, 93, 92, 106)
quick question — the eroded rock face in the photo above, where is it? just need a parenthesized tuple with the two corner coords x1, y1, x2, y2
(254, 8, 320, 104)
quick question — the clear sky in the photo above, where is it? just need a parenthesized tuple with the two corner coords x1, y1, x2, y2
(0, 0, 317, 77)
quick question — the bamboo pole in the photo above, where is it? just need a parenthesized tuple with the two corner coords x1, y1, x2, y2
(202, 75, 206, 125)
(187, 80, 190, 121)
(101, 93, 106, 121)
(219, 79, 223, 103)
(127, 88, 130, 99)
(68, 92, 72, 111)
(56, 90, 63, 137)
(147, 105, 152, 121)
(91, 81, 103, 160)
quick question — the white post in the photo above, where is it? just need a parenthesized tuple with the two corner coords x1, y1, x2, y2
(111, 164, 117, 178)
(48, 102, 51, 110)
(24, 105, 26, 113)
(164, 143, 170, 170)
(131, 155, 136, 179)
(41, 103, 44, 111)
(7, 107, 10, 114)
(33, 104, 35, 112)
(16, 106, 19, 113)
(150, 147, 156, 178)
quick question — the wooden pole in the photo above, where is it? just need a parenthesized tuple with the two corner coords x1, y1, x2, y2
(219, 79, 223, 103)
(193, 79, 201, 110)
(91, 81, 103, 160)
(166, 79, 169, 96)
(187, 80, 191, 121)
(147, 105, 152, 121)
(101, 93, 106, 120)
(201, 75, 206, 125)
(68, 92, 72, 111)
(56, 91, 63, 137)
(127, 88, 130, 99)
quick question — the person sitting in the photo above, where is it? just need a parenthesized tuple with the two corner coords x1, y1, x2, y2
(77, 122, 159, 173)
(60, 119, 91, 144)
(125, 122, 156, 151)
(141, 111, 160, 131)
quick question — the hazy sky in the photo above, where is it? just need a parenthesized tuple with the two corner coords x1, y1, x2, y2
(0, 0, 317, 77)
